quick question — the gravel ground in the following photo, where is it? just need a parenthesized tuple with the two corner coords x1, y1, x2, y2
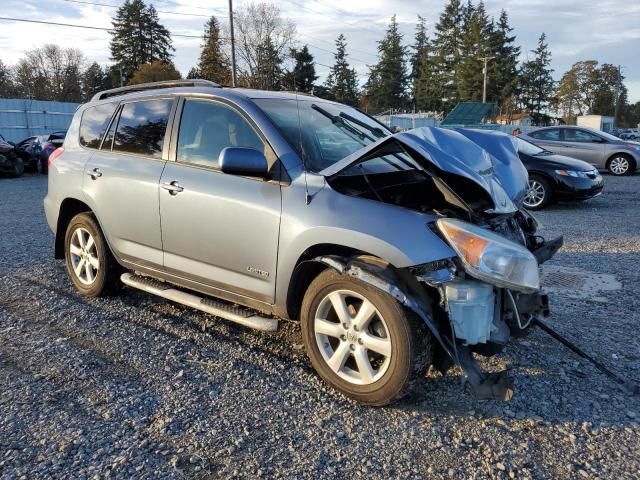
(1, 173, 639, 479)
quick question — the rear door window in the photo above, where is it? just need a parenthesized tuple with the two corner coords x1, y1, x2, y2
(530, 129, 560, 141)
(113, 99, 173, 158)
(79, 103, 118, 149)
(564, 129, 600, 143)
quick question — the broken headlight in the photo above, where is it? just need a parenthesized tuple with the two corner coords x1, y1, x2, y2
(436, 218, 540, 293)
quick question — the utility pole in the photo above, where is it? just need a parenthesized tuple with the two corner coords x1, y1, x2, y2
(228, 0, 237, 87)
(479, 56, 495, 103)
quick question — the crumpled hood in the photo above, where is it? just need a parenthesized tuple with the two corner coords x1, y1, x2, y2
(320, 127, 529, 213)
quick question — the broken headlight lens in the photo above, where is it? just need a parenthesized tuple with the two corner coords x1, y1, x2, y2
(436, 218, 540, 292)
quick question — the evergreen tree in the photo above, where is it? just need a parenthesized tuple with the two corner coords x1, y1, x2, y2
(196, 16, 231, 85)
(490, 10, 520, 105)
(109, 0, 174, 82)
(289, 45, 317, 93)
(457, 1, 494, 102)
(429, 0, 464, 112)
(409, 16, 431, 107)
(519, 33, 555, 122)
(365, 15, 407, 112)
(253, 37, 283, 90)
(186, 67, 199, 79)
(324, 34, 359, 106)
(82, 62, 112, 101)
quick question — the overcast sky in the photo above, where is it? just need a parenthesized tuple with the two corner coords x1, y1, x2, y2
(1, 0, 638, 102)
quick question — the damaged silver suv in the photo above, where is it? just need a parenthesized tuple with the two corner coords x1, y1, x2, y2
(44, 80, 562, 405)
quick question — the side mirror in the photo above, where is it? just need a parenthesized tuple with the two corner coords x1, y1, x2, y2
(591, 137, 605, 143)
(219, 147, 269, 178)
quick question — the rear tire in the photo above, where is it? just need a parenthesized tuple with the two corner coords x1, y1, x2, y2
(523, 175, 552, 210)
(64, 213, 121, 297)
(301, 269, 431, 406)
(607, 154, 634, 176)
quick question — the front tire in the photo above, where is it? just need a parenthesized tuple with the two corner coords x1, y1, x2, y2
(607, 155, 634, 176)
(523, 175, 552, 210)
(301, 269, 431, 406)
(64, 213, 120, 297)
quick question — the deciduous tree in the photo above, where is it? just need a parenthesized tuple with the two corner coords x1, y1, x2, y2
(14, 45, 85, 102)
(229, 2, 296, 89)
(128, 61, 181, 85)
(0, 59, 16, 98)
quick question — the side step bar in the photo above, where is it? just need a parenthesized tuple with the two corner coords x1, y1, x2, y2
(120, 273, 278, 332)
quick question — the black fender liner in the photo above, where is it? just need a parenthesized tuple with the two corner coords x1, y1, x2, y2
(310, 254, 514, 400)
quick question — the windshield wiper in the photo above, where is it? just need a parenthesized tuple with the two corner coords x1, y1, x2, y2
(339, 112, 387, 139)
(311, 104, 368, 142)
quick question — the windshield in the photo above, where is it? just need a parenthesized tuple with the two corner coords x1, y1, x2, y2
(514, 137, 547, 156)
(255, 98, 395, 172)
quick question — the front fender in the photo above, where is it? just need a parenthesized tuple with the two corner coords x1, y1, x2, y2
(274, 180, 456, 309)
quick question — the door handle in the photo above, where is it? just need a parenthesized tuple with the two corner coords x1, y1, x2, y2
(161, 181, 184, 195)
(87, 167, 102, 179)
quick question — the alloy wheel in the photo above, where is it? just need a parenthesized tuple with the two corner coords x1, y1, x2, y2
(609, 156, 629, 175)
(524, 179, 546, 208)
(314, 289, 392, 385)
(69, 227, 100, 285)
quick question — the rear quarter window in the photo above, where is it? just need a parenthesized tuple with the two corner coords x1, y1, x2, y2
(79, 103, 118, 149)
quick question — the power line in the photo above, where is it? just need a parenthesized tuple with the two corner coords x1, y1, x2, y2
(280, 0, 378, 62)
(0, 15, 369, 73)
(0, 15, 211, 38)
(57, 0, 223, 18)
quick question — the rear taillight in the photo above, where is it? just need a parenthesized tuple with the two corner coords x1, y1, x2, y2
(48, 147, 64, 166)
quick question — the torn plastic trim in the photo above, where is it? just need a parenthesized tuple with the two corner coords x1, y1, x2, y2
(312, 254, 514, 400)
(410, 259, 457, 286)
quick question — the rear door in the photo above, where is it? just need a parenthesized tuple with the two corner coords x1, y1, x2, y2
(159, 97, 282, 303)
(528, 128, 565, 153)
(83, 97, 175, 269)
(560, 128, 606, 166)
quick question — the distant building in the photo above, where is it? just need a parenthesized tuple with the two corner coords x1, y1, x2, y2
(496, 111, 533, 127)
(576, 115, 615, 132)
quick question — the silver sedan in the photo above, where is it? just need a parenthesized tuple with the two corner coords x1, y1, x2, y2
(521, 126, 640, 176)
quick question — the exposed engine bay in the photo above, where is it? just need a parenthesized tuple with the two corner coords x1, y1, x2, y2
(319, 127, 566, 400)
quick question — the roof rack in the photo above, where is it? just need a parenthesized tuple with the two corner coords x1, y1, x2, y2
(91, 79, 220, 102)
